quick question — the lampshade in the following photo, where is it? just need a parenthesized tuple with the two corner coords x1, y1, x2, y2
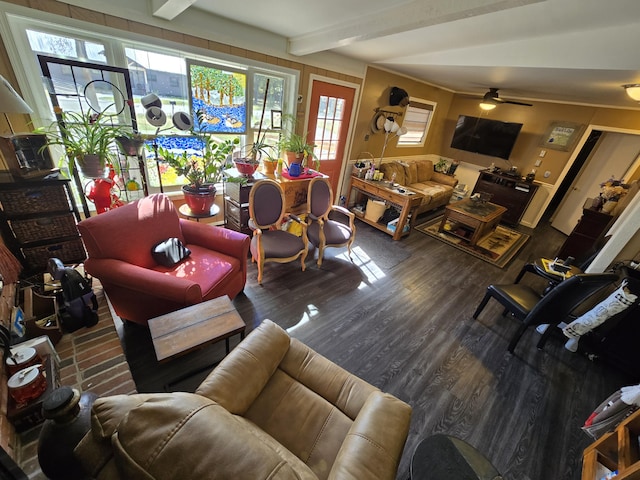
(145, 106, 167, 127)
(172, 111, 193, 131)
(0, 75, 32, 114)
(623, 84, 640, 101)
(479, 101, 497, 111)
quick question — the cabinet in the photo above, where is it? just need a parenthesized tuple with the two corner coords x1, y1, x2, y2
(556, 205, 615, 263)
(472, 170, 538, 225)
(0, 179, 85, 276)
(224, 177, 254, 235)
(582, 407, 640, 480)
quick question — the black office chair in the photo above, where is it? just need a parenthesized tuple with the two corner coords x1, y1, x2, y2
(472, 272, 619, 353)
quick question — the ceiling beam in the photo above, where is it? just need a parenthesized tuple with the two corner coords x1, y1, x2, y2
(151, 0, 198, 21)
(288, 0, 543, 56)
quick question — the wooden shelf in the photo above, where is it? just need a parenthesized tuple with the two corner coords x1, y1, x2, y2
(583, 408, 640, 479)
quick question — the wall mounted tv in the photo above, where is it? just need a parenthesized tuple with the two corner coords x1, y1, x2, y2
(450, 115, 523, 160)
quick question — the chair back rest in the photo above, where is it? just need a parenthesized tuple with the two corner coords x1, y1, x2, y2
(78, 194, 183, 268)
(249, 179, 285, 228)
(526, 272, 619, 324)
(308, 177, 333, 219)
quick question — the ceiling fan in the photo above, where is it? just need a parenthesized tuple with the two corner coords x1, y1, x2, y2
(478, 88, 533, 110)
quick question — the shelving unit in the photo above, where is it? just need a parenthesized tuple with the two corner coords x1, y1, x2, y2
(582, 408, 640, 479)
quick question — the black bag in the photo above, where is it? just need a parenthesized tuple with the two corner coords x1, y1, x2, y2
(58, 268, 99, 332)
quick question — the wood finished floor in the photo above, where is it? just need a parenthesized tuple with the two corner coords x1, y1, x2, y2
(116, 213, 632, 480)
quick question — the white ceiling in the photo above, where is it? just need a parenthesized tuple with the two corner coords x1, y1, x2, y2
(152, 0, 640, 109)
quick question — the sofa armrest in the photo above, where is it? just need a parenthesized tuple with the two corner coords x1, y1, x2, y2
(329, 391, 411, 480)
(180, 219, 250, 260)
(431, 171, 459, 187)
(84, 258, 202, 305)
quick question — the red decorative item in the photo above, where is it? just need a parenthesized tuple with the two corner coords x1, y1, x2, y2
(84, 164, 124, 214)
(182, 184, 216, 215)
(8, 365, 47, 407)
(234, 160, 259, 177)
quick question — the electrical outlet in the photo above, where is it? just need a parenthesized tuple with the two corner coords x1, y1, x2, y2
(534, 159, 542, 167)
(544, 170, 551, 178)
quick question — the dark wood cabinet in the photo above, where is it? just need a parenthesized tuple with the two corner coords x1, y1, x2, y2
(0, 179, 85, 276)
(556, 206, 615, 263)
(224, 175, 256, 235)
(472, 170, 538, 225)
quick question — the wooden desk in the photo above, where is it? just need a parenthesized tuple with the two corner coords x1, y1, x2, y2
(348, 176, 423, 240)
(148, 295, 245, 362)
(439, 198, 507, 246)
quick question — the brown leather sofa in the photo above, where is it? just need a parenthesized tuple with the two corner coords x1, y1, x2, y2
(379, 158, 458, 214)
(74, 320, 412, 479)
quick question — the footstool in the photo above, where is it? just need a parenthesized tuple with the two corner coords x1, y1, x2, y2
(410, 434, 502, 480)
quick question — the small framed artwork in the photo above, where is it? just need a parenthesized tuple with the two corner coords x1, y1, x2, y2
(541, 121, 584, 151)
(271, 110, 282, 129)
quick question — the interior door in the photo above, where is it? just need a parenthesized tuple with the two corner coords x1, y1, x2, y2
(306, 80, 356, 195)
(551, 132, 640, 235)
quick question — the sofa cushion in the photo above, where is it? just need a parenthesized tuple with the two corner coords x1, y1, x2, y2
(110, 392, 317, 480)
(379, 162, 406, 185)
(404, 161, 418, 185)
(415, 160, 434, 182)
(412, 181, 453, 206)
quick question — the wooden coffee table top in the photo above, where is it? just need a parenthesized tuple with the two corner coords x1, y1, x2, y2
(445, 198, 506, 221)
(148, 295, 245, 362)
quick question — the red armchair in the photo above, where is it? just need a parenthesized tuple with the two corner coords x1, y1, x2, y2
(77, 194, 250, 326)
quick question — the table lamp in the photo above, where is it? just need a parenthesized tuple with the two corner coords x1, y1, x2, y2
(0, 75, 33, 135)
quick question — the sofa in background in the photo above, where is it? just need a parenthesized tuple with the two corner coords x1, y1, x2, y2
(379, 158, 458, 215)
(77, 194, 250, 326)
(73, 319, 412, 479)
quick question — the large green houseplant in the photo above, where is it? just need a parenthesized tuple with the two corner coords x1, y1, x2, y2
(42, 110, 130, 178)
(279, 131, 319, 171)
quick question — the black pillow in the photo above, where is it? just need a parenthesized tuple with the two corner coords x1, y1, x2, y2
(152, 237, 191, 267)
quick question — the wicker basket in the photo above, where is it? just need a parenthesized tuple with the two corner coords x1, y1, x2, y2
(0, 184, 69, 215)
(10, 215, 78, 244)
(22, 238, 86, 272)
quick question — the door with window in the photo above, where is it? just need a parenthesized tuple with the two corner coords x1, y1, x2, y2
(307, 80, 357, 195)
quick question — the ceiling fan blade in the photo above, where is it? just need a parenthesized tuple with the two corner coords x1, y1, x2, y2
(502, 99, 533, 107)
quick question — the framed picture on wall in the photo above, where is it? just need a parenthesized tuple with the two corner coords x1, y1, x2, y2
(541, 121, 584, 151)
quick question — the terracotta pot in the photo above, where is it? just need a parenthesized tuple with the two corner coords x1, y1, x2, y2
(182, 184, 216, 215)
(285, 151, 304, 165)
(263, 161, 277, 175)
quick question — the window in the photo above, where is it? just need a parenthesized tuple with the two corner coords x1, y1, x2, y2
(398, 99, 436, 146)
(5, 12, 297, 192)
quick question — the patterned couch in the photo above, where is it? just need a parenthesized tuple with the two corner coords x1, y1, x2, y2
(379, 158, 458, 215)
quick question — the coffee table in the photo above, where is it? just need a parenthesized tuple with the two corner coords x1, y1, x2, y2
(439, 198, 507, 246)
(148, 295, 245, 363)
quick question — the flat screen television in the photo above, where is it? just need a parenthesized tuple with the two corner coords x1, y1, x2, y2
(450, 115, 523, 160)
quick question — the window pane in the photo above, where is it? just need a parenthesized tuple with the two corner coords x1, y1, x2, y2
(252, 74, 284, 130)
(398, 101, 435, 146)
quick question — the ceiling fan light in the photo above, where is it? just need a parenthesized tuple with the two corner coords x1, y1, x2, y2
(479, 101, 497, 111)
(623, 84, 640, 101)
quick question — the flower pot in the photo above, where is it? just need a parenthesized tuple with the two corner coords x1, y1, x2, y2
(234, 160, 259, 177)
(285, 151, 304, 165)
(182, 184, 216, 215)
(78, 154, 108, 179)
(263, 161, 277, 175)
(116, 136, 145, 157)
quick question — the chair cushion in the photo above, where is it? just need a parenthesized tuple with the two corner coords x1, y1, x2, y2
(251, 230, 305, 258)
(308, 220, 352, 246)
(487, 283, 542, 319)
(152, 244, 240, 298)
(415, 160, 434, 182)
(152, 237, 191, 267)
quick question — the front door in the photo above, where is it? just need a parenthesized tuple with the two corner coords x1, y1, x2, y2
(307, 80, 357, 195)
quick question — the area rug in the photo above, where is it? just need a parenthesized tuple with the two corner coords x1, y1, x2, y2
(415, 216, 530, 268)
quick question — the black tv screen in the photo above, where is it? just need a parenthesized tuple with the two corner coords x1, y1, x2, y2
(450, 115, 523, 160)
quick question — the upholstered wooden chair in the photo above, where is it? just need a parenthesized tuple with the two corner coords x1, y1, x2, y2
(248, 179, 308, 284)
(306, 177, 356, 266)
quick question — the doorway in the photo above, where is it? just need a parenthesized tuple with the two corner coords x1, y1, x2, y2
(306, 77, 358, 196)
(551, 130, 640, 235)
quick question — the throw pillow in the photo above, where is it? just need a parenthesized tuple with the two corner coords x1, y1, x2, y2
(152, 237, 191, 267)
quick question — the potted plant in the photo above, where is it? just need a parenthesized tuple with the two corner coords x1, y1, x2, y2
(157, 132, 239, 214)
(233, 135, 273, 177)
(41, 110, 129, 178)
(279, 131, 320, 171)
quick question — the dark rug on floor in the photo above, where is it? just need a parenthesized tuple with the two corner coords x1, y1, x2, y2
(415, 215, 530, 268)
